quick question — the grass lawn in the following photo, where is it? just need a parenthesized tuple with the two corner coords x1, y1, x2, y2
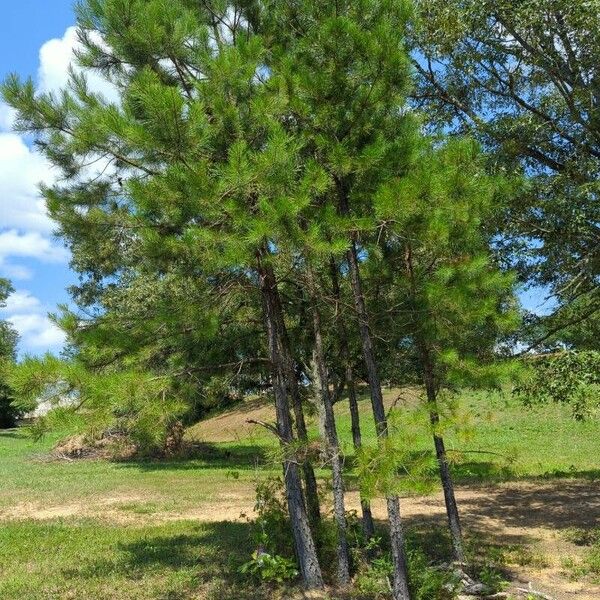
(191, 387, 600, 482)
(0, 388, 599, 599)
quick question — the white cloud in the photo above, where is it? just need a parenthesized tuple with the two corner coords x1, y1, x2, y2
(0, 103, 16, 132)
(0, 132, 56, 234)
(3, 290, 42, 313)
(1, 25, 120, 239)
(7, 313, 66, 350)
(0, 230, 68, 264)
(1, 290, 66, 352)
(1, 263, 33, 281)
(38, 26, 119, 102)
(0, 24, 122, 355)
(0, 228, 68, 285)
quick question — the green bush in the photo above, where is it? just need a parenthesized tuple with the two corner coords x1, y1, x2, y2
(239, 551, 298, 584)
(6, 356, 189, 456)
(515, 351, 600, 420)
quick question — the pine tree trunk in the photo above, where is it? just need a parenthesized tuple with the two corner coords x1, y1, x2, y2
(422, 357, 465, 564)
(309, 273, 351, 585)
(330, 257, 376, 540)
(404, 241, 466, 566)
(258, 260, 324, 589)
(345, 241, 411, 600)
(271, 278, 321, 525)
(291, 393, 321, 525)
(346, 364, 376, 540)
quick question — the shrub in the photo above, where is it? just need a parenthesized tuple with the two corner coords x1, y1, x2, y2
(515, 351, 600, 420)
(6, 356, 189, 457)
(239, 551, 298, 584)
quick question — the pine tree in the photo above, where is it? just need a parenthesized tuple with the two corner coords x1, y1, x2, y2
(262, 2, 417, 596)
(3, 1, 324, 587)
(373, 137, 520, 563)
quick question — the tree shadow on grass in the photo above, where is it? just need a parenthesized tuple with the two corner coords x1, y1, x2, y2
(59, 521, 275, 600)
(114, 443, 269, 472)
(0, 428, 28, 439)
(459, 478, 600, 532)
(397, 477, 600, 551)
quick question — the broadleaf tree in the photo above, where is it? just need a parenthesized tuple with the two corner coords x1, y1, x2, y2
(410, 0, 600, 344)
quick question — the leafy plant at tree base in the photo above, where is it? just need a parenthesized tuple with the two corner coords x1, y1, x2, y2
(354, 539, 457, 600)
(239, 551, 299, 585)
(239, 477, 300, 585)
(515, 351, 600, 420)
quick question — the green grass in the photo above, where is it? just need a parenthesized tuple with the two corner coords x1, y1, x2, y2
(0, 429, 263, 513)
(562, 528, 600, 583)
(0, 388, 599, 598)
(214, 387, 600, 482)
(0, 518, 269, 600)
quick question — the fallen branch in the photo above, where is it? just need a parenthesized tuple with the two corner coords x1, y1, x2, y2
(515, 586, 555, 600)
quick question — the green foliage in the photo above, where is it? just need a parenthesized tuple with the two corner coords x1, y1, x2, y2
(372, 138, 521, 393)
(406, 548, 457, 600)
(356, 432, 437, 500)
(411, 0, 600, 316)
(0, 278, 20, 428)
(353, 536, 457, 599)
(201, 376, 243, 412)
(356, 397, 479, 499)
(515, 351, 600, 420)
(7, 355, 188, 455)
(251, 477, 292, 558)
(354, 554, 394, 598)
(239, 551, 298, 584)
(0, 0, 581, 594)
(476, 566, 508, 593)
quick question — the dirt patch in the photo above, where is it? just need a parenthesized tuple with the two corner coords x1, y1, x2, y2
(345, 480, 600, 600)
(0, 494, 148, 522)
(187, 396, 276, 443)
(0, 489, 256, 525)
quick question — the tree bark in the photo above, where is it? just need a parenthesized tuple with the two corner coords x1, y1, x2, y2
(291, 396, 321, 525)
(404, 243, 465, 565)
(329, 257, 376, 540)
(345, 240, 411, 600)
(258, 259, 324, 589)
(270, 276, 321, 525)
(422, 352, 466, 564)
(308, 269, 351, 585)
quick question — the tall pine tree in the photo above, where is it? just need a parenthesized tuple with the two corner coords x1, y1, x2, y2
(4, 1, 325, 587)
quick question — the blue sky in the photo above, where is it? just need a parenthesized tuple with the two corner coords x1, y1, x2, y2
(0, 1, 79, 355)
